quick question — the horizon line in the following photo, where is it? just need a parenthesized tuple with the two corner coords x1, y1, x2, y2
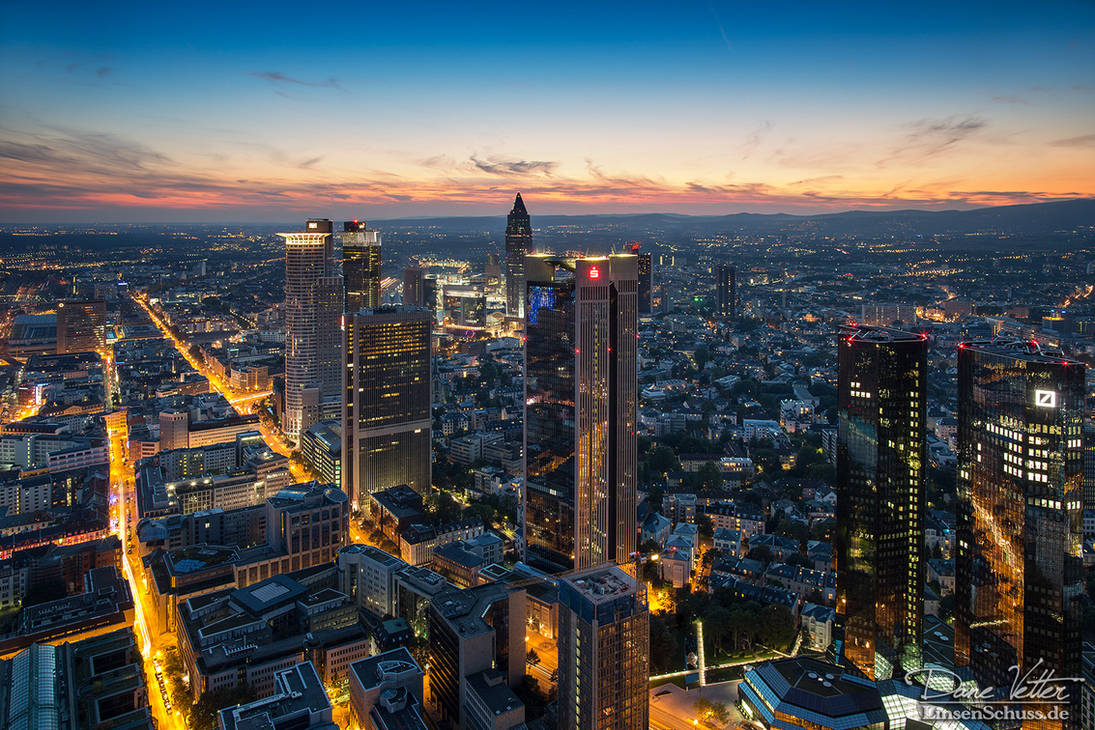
(2, 197, 1091, 227)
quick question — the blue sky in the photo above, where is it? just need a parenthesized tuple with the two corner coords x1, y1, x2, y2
(1, 0, 1093, 220)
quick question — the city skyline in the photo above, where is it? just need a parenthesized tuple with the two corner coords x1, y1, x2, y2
(2, 1, 1094, 221)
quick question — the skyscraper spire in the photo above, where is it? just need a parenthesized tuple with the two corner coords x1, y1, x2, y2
(504, 193, 532, 321)
(511, 192, 527, 215)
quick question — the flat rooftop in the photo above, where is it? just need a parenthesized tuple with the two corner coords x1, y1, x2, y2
(562, 565, 636, 601)
(842, 325, 926, 344)
(959, 337, 1085, 365)
(349, 647, 421, 692)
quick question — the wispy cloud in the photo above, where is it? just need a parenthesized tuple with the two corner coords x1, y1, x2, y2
(1049, 134, 1095, 148)
(878, 114, 988, 166)
(470, 156, 557, 176)
(249, 71, 342, 90)
(0, 124, 1087, 217)
(740, 120, 773, 160)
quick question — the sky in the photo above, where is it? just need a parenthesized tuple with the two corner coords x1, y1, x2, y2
(1, 0, 1093, 222)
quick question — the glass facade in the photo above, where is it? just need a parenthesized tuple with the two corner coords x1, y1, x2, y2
(836, 325, 926, 681)
(716, 263, 735, 318)
(636, 252, 651, 315)
(341, 221, 381, 313)
(558, 567, 649, 730)
(343, 307, 432, 508)
(56, 299, 106, 354)
(524, 276, 576, 570)
(955, 339, 1084, 729)
(281, 220, 343, 441)
(523, 255, 638, 573)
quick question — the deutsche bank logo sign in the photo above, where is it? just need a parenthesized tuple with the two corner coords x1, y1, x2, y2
(1035, 390, 1057, 408)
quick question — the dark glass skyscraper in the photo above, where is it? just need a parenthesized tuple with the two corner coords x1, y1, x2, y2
(343, 306, 432, 510)
(836, 325, 926, 681)
(402, 264, 425, 307)
(523, 254, 638, 573)
(716, 263, 736, 317)
(341, 220, 381, 312)
(636, 250, 652, 315)
(504, 193, 532, 321)
(955, 339, 1084, 728)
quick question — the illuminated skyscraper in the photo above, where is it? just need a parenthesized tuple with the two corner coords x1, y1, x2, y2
(715, 263, 736, 318)
(341, 220, 381, 312)
(504, 193, 532, 321)
(558, 565, 649, 730)
(955, 339, 1084, 727)
(835, 325, 926, 680)
(343, 306, 432, 510)
(280, 219, 343, 442)
(56, 299, 106, 354)
(522, 254, 638, 573)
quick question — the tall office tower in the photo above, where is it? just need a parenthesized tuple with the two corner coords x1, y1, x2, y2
(955, 339, 1084, 727)
(485, 251, 502, 280)
(56, 299, 106, 354)
(523, 254, 638, 573)
(504, 193, 532, 321)
(835, 325, 926, 681)
(558, 565, 649, 730)
(715, 263, 736, 318)
(636, 249, 652, 315)
(402, 265, 425, 307)
(280, 219, 343, 442)
(341, 220, 382, 312)
(1083, 425, 1095, 511)
(343, 306, 432, 510)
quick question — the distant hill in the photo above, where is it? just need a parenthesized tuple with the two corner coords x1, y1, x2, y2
(1, 199, 1092, 254)
(372, 198, 1095, 239)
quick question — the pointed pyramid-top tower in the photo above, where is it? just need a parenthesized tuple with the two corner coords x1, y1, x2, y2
(511, 192, 528, 216)
(505, 193, 532, 319)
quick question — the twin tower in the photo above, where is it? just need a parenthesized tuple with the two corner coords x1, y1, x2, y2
(281, 199, 643, 578)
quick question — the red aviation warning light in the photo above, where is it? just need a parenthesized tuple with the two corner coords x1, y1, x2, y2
(589, 266, 600, 279)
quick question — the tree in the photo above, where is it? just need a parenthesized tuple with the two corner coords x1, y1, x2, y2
(757, 604, 797, 651)
(694, 461, 724, 495)
(694, 698, 731, 727)
(703, 604, 732, 656)
(425, 489, 462, 525)
(647, 446, 680, 476)
(693, 346, 711, 371)
(188, 685, 259, 730)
